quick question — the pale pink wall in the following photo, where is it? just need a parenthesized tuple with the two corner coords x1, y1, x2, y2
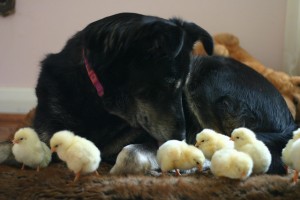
(0, 0, 286, 88)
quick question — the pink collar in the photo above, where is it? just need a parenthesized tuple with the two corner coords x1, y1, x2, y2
(82, 49, 104, 97)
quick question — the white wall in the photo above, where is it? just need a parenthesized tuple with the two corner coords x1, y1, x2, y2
(0, 0, 287, 113)
(284, 0, 300, 76)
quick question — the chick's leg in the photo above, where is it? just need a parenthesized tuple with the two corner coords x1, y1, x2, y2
(36, 166, 40, 172)
(95, 170, 99, 176)
(74, 171, 81, 182)
(175, 169, 181, 176)
(21, 164, 25, 170)
(241, 171, 247, 179)
(293, 170, 299, 184)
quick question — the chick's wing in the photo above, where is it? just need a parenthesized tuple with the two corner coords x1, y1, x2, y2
(40, 142, 52, 167)
(67, 141, 91, 164)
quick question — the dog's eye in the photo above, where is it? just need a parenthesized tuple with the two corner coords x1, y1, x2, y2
(164, 78, 176, 85)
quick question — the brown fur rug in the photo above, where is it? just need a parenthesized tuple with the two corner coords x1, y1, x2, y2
(1, 162, 300, 200)
(1, 111, 300, 199)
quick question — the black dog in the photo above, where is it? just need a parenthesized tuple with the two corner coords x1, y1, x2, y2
(184, 56, 298, 174)
(32, 13, 213, 170)
(28, 12, 296, 175)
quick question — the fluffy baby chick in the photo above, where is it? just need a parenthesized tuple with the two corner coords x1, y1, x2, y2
(157, 140, 205, 176)
(195, 129, 234, 160)
(50, 130, 101, 182)
(288, 139, 300, 183)
(210, 148, 253, 179)
(12, 127, 51, 171)
(282, 128, 300, 173)
(231, 127, 271, 174)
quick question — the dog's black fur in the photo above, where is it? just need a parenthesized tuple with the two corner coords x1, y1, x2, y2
(185, 56, 298, 174)
(33, 13, 213, 164)
(31, 13, 297, 175)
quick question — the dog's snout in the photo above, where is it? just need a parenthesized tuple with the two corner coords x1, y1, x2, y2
(172, 118, 186, 141)
(172, 129, 185, 141)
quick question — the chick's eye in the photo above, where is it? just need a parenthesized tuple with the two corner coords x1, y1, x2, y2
(201, 140, 205, 143)
(196, 161, 200, 165)
(20, 138, 24, 140)
(236, 136, 240, 139)
(55, 144, 59, 148)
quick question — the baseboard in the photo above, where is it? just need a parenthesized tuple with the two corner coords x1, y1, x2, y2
(0, 88, 36, 114)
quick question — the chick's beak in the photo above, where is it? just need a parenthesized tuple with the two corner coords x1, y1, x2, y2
(51, 147, 56, 153)
(12, 139, 18, 144)
(230, 137, 234, 141)
(197, 164, 202, 172)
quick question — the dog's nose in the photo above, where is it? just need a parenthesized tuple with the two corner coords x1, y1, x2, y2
(172, 129, 186, 141)
(171, 120, 186, 141)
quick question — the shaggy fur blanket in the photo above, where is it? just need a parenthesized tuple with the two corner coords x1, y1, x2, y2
(1, 161, 300, 200)
(1, 111, 300, 199)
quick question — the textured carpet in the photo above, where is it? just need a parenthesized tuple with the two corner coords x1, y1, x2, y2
(0, 162, 300, 200)
(1, 110, 300, 199)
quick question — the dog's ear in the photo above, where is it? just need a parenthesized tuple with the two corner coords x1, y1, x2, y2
(170, 18, 214, 55)
(140, 21, 185, 58)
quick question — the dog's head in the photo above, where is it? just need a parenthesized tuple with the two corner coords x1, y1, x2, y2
(82, 13, 213, 143)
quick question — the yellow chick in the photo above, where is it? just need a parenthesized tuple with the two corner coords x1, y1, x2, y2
(195, 129, 234, 160)
(288, 139, 300, 183)
(12, 127, 51, 171)
(50, 130, 101, 182)
(231, 127, 271, 174)
(157, 140, 205, 176)
(210, 148, 253, 179)
(282, 128, 300, 173)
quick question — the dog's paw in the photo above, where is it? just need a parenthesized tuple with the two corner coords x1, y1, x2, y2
(110, 144, 159, 175)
